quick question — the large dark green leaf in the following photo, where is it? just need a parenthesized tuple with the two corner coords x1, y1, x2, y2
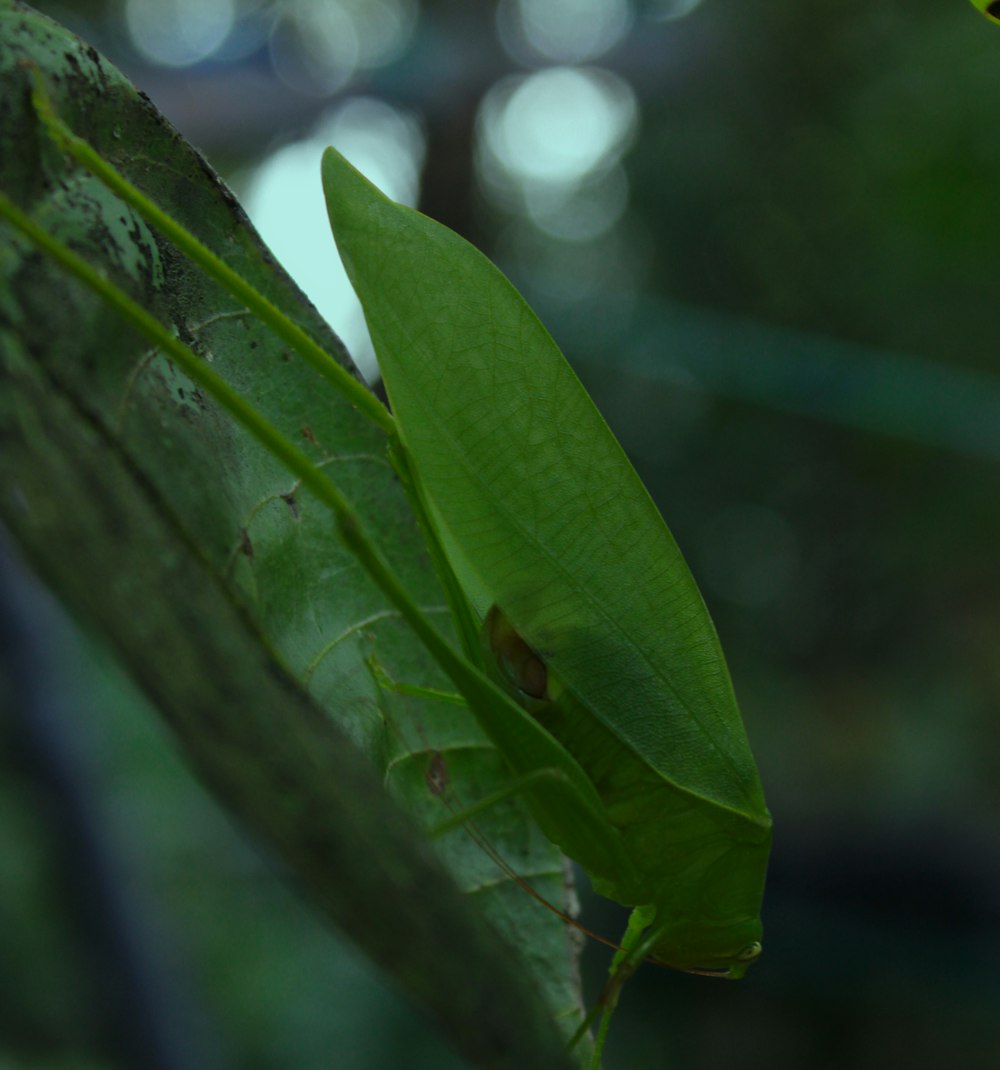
(0, 4, 583, 1066)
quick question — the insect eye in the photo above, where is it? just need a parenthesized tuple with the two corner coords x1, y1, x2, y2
(986, 0, 1000, 20)
(737, 942, 762, 961)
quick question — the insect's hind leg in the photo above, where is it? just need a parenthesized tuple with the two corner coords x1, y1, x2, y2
(366, 652, 466, 708)
(427, 766, 573, 837)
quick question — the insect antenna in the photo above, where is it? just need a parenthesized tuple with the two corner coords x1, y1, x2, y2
(421, 746, 626, 956)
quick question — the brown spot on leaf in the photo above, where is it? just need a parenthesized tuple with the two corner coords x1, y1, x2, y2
(281, 493, 299, 520)
(426, 752, 449, 797)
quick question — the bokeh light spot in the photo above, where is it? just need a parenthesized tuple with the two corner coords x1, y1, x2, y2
(480, 66, 637, 186)
(268, 0, 418, 96)
(126, 0, 236, 67)
(477, 66, 637, 241)
(497, 0, 632, 64)
(244, 98, 424, 381)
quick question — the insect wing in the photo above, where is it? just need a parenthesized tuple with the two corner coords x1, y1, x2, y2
(321, 150, 768, 832)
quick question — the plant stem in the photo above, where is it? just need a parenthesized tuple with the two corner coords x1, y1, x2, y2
(29, 68, 395, 439)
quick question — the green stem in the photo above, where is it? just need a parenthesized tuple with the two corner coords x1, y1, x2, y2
(0, 191, 356, 525)
(29, 69, 395, 439)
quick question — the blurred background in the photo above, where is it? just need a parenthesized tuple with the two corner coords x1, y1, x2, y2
(3, 0, 1000, 1066)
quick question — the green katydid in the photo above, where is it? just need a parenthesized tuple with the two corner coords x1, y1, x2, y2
(4, 73, 771, 1066)
(321, 148, 772, 983)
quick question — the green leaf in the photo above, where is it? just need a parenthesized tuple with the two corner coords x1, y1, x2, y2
(0, 5, 584, 1065)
